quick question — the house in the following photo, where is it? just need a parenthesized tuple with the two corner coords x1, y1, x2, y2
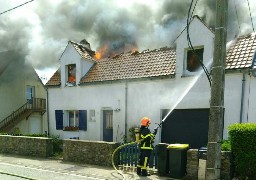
(46, 16, 256, 148)
(0, 50, 47, 135)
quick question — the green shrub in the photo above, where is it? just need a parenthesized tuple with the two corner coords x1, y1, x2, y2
(228, 123, 256, 180)
(49, 134, 63, 155)
(221, 139, 231, 151)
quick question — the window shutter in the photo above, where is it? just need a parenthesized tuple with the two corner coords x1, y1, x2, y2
(79, 110, 87, 131)
(55, 110, 63, 130)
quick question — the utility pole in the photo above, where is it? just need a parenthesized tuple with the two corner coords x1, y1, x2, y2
(206, 0, 228, 179)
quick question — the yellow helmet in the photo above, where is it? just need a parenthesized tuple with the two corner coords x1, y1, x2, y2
(141, 117, 151, 126)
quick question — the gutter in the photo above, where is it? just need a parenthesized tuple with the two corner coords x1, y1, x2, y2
(239, 73, 245, 123)
(240, 50, 256, 123)
(125, 81, 128, 140)
(250, 50, 256, 69)
(46, 87, 50, 136)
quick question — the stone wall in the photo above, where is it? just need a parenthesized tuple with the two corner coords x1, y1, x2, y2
(185, 149, 233, 180)
(0, 135, 53, 157)
(63, 139, 119, 167)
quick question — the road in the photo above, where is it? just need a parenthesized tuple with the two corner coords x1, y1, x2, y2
(0, 154, 122, 180)
(0, 154, 168, 180)
(0, 161, 111, 179)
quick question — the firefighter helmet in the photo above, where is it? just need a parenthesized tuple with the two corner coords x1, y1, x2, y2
(141, 117, 151, 126)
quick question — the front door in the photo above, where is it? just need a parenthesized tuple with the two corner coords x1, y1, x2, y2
(103, 110, 113, 142)
(26, 85, 35, 102)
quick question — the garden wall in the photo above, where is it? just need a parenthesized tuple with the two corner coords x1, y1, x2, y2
(0, 135, 53, 157)
(63, 139, 119, 167)
(186, 149, 233, 180)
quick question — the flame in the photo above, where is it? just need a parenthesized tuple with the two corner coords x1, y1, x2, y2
(94, 42, 138, 60)
(94, 44, 108, 60)
(95, 52, 101, 60)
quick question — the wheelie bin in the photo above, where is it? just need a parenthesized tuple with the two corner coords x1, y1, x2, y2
(167, 144, 189, 179)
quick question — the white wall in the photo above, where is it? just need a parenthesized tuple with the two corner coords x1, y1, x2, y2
(0, 57, 47, 134)
(48, 17, 256, 144)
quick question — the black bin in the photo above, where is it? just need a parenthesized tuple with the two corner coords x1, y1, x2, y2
(168, 144, 189, 179)
(157, 143, 169, 176)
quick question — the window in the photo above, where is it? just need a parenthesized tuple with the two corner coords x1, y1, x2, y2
(68, 111, 79, 127)
(186, 48, 204, 73)
(105, 111, 113, 129)
(26, 85, 35, 102)
(55, 110, 87, 131)
(66, 64, 76, 86)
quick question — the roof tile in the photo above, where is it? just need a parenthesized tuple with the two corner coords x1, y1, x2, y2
(46, 33, 256, 86)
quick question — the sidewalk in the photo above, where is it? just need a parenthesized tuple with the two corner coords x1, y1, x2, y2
(0, 154, 172, 180)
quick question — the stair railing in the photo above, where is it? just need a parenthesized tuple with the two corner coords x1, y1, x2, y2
(0, 98, 46, 129)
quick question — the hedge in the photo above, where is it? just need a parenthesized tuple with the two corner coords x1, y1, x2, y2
(228, 123, 256, 180)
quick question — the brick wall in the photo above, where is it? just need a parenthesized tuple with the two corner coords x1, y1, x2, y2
(0, 135, 53, 157)
(63, 139, 119, 167)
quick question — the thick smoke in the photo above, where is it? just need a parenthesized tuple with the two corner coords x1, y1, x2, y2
(0, 0, 255, 73)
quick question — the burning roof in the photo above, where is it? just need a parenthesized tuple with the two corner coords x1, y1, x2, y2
(46, 32, 256, 87)
(45, 45, 176, 86)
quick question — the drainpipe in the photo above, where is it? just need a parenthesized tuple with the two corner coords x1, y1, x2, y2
(125, 81, 128, 141)
(239, 73, 245, 123)
(46, 88, 50, 136)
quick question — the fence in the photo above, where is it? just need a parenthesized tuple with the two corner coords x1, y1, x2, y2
(118, 143, 158, 172)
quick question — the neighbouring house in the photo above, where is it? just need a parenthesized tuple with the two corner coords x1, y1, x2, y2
(46, 16, 256, 148)
(0, 50, 47, 135)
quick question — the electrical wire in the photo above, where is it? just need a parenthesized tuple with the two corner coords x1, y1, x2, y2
(187, 0, 212, 86)
(246, 0, 255, 33)
(0, 0, 35, 16)
(190, 0, 199, 22)
(233, 0, 241, 34)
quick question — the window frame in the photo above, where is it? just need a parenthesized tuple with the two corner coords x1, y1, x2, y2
(55, 110, 87, 131)
(66, 64, 76, 86)
(183, 46, 204, 76)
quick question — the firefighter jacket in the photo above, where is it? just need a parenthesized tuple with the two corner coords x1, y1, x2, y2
(139, 126, 155, 150)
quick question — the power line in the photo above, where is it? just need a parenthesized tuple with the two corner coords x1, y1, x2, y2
(233, 0, 241, 34)
(0, 0, 35, 16)
(246, 0, 255, 32)
(187, 0, 212, 86)
(190, 0, 199, 22)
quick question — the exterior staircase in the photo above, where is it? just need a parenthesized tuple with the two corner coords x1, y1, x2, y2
(0, 98, 46, 133)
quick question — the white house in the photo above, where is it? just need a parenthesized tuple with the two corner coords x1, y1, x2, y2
(0, 50, 47, 135)
(46, 16, 256, 148)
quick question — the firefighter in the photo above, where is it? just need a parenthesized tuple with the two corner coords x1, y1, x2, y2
(136, 117, 158, 176)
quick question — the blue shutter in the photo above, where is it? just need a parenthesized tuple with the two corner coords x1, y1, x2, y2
(79, 110, 87, 131)
(55, 110, 63, 130)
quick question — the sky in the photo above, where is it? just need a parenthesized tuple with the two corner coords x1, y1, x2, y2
(0, 0, 256, 83)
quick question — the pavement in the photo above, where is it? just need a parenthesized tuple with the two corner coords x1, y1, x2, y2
(0, 154, 174, 180)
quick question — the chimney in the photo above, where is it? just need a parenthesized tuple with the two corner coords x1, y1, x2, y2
(80, 39, 91, 50)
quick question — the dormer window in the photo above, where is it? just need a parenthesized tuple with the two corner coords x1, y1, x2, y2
(66, 64, 76, 86)
(184, 47, 204, 75)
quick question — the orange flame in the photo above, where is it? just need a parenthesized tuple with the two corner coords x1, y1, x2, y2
(94, 42, 138, 60)
(94, 44, 108, 60)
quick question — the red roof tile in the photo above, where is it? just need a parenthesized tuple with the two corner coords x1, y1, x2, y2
(80, 47, 176, 84)
(45, 70, 61, 86)
(46, 33, 256, 86)
(69, 41, 96, 62)
(226, 33, 256, 70)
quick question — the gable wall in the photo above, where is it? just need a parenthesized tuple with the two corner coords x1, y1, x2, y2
(175, 18, 214, 77)
(0, 57, 46, 134)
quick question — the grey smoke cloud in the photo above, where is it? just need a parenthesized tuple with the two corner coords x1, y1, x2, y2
(0, 0, 255, 72)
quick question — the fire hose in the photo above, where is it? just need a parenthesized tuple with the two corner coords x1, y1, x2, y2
(111, 123, 162, 180)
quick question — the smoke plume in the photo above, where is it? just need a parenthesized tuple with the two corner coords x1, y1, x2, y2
(0, 0, 255, 75)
